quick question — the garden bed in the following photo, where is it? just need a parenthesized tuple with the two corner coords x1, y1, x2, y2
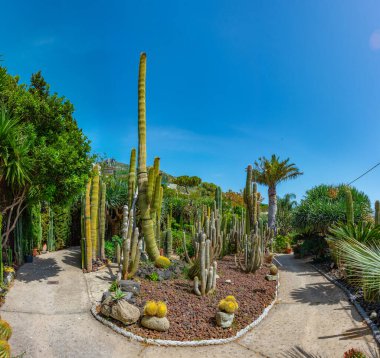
(96, 256, 277, 341)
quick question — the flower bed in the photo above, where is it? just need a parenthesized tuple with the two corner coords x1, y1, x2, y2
(96, 256, 277, 341)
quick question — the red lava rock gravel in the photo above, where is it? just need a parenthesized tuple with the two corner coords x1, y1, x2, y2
(101, 256, 277, 341)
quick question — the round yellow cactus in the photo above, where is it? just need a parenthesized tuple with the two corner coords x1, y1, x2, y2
(224, 301, 237, 314)
(225, 295, 236, 302)
(218, 299, 227, 311)
(154, 256, 171, 269)
(0, 340, 10, 358)
(0, 320, 12, 341)
(144, 301, 158, 316)
(219, 297, 238, 313)
(270, 264, 278, 275)
(156, 301, 168, 318)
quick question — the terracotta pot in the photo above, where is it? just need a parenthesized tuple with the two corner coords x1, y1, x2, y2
(32, 248, 38, 257)
(42, 243, 47, 252)
(285, 248, 292, 254)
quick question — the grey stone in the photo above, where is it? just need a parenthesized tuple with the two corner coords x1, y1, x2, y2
(370, 311, 377, 320)
(225, 279, 232, 284)
(140, 252, 149, 262)
(101, 291, 111, 302)
(141, 316, 170, 332)
(100, 296, 113, 317)
(216, 311, 234, 328)
(265, 274, 278, 281)
(110, 300, 140, 325)
(119, 280, 140, 295)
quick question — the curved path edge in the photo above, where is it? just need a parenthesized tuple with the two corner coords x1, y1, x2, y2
(311, 264, 380, 346)
(89, 274, 280, 347)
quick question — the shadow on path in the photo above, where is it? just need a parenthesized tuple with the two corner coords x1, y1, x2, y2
(17, 257, 62, 283)
(282, 346, 326, 358)
(290, 282, 341, 306)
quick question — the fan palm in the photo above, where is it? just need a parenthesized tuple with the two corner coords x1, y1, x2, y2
(252, 155, 302, 230)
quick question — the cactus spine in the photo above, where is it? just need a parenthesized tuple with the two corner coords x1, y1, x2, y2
(91, 165, 100, 258)
(193, 233, 217, 296)
(345, 187, 354, 225)
(85, 180, 92, 272)
(136, 53, 162, 262)
(375, 200, 380, 226)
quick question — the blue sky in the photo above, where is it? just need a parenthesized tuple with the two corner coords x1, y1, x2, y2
(1, 1, 380, 205)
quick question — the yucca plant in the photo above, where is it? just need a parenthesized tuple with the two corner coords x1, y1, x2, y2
(329, 222, 380, 245)
(333, 237, 380, 301)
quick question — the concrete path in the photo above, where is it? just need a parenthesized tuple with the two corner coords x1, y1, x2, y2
(2, 248, 378, 358)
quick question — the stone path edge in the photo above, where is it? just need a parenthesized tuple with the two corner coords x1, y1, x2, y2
(88, 274, 280, 347)
(311, 264, 380, 346)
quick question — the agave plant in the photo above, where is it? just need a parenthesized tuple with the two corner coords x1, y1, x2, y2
(333, 237, 380, 301)
(329, 222, 380, 245)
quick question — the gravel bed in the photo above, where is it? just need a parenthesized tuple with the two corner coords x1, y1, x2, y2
(98, 255, 277, 341)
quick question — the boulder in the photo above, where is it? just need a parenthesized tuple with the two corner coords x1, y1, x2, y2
(216, 311, 234, 328)
(100, 296, 113, 317)
(101, 291, 111, 302)
(119, 280, 140, 296)
(110, 300, 140, 325)
(141, 316, 170, 332)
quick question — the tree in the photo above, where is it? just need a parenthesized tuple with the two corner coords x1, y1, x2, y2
(252, 155, 302, 231)
(174, 175, 202, 194)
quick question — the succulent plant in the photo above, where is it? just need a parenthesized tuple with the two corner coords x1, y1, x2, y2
(345, 188, 354, 225)
(144, 301, 158, 316)
(112, 288, 126, 301)
(155, 255, 171, 269)
(156, 301, 168, 318)
(0, 321, 11, 341)
(269, 264, 278, 275)
(218, 296, 238, 313)
(375, 200, 380, 226)
(0, 340, 10, 358)
(343, 348, 368, 358)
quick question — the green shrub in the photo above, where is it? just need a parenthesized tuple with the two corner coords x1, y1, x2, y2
(147, 272, 159, 281)
(293, 184, 371, 235)
(105, 240, 116, 260)
(273, 235, 291, 253)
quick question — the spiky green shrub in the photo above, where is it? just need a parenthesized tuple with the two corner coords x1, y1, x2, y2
(0, 320, 11, 341)
(333, 237, 380, 301)
(343, 348, 368, 358)
(0, 340, 10, 358)
(292, 184, 371, 235)
(329, 222, 380, 245)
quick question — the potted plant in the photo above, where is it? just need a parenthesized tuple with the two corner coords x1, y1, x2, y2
(285, 243, 292, 254)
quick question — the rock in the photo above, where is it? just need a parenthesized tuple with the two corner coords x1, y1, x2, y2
(141, 316, 170, 332)
(101, 291, 111, 302)
(100, 296, 113, 317)
(216, 311, 234, 328)
(265, 274, 278, 281)
(140, 252, 149, 262)
(370, 311, 377, 320)
(119, 280, 140, 295)
(225, 279, 232, 284)
(110, 300, 140, 325)
(122, 292, 133, 301)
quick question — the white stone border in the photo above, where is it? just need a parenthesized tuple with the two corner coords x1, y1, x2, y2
(90, 274, 280, 346)
(311, 264, 380, 346)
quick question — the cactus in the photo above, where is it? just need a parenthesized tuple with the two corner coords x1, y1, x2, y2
(128, 148, 137, 209)
(85, 179, 92, 272)
(0, 321, 12, 341)
(91, 165, 100, 259)
(236, 230, 263, 273)
(345, 187, 354, 225)
(155, 255, 171, 268)
(215, 186, 222, 211)
(219, 296, 238, 313)
(99, 181, 106, 260)
(121, 193, 141, 279)
(270, 264, 278, 275)
(136, 53, 163, 262)
(144, 301, 158, 316)
(0, 340, 10, 358)
(375, 200, 380, 226)
(193, 233, 217, 296)
(156, 301, 168, 318)
(164, 211, 173, 257)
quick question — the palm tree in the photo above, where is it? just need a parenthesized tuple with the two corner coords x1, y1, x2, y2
(252, 155, 302, 231)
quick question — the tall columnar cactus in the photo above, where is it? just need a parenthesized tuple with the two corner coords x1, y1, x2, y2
(136, 53, 162, 262)
(128, 148, 136, 209)
(164, 211, 173, 257)
(193, 233, 217, 296)
(99, 181, 106, 260)
(121, 197, 141, 279)
(85, 180, 93, 272)
(244, 165, 255, 233)
(91, 165, 100, 259)
(215, 186, 222, 211)
(375, 200, 380, 226)
(345, 188, 354, 225)
(236, 230, 263, 273)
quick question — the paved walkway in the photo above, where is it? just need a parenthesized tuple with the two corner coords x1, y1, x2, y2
(2, 248, 378, 357)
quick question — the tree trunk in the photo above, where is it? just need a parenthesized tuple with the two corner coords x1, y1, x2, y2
(268, 185, 277, 231)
